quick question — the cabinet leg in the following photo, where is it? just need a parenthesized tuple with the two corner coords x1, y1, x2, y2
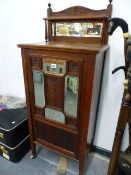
(30, 154, 35, 159)
(79, 157, 85, 175)
(30, 142, 36, 159)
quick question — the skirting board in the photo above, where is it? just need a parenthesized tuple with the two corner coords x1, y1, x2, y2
(91, 145, 111, 158)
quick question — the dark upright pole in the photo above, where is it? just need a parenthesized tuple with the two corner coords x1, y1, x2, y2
(107, 17, 129, 175)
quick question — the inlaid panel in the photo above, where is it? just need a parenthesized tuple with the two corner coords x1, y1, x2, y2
(45, 76, 64, 110)
(32, 57, 42, 70)
(68, 61, 81, 74)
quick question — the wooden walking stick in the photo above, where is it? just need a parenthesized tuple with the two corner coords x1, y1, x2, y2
(107, 17, 129, 175)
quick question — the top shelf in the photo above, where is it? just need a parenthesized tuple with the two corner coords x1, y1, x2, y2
(44, 15, 109, 21)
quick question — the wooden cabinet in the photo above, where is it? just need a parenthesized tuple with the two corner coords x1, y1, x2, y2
(18, 2, 112, 175)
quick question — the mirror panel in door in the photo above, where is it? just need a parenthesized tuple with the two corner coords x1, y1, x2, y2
(64, 76, 79, 118)
(43, 58, 66, 75)
(33, 70, 45, 108)
(45, 107, 65, 124)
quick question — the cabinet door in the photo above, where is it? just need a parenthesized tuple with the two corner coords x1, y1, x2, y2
(31, 56, 82, 128)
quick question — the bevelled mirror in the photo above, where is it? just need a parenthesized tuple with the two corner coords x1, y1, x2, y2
(43, 58, 66, 75)
(33, 70, 45, 107)
(52, 22, 103, 37)
(64, 75, 79, 118)
(45, 107, 65, 123)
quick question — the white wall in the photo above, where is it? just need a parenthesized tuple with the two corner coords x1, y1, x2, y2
(0, 0, 131, 151)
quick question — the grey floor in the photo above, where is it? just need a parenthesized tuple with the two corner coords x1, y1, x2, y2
(0, 146, 109, 175)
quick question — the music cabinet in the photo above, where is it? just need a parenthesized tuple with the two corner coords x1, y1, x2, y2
(18, 1, 112, 174)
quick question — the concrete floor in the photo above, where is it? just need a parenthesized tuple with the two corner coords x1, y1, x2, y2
(0, 146, 109, 175)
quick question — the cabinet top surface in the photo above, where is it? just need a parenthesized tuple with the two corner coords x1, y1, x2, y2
(18, 42, 109, 53)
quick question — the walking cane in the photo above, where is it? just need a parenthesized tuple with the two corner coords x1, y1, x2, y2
(107, 17, 129, 175)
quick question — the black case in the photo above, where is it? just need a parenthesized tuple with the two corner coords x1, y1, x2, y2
(0, 135, 30, 162)
(0, 108, 29, 147)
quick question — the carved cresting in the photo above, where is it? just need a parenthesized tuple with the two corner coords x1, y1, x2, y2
(49, 6, 109, 18)
(47, 0, 113, 18)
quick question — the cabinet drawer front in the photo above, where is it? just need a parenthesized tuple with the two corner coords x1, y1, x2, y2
(35, 121, 77, 152)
